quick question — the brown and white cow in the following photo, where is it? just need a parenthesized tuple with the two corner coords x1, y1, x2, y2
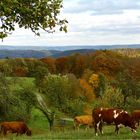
(92, 108, 136, 136)
(74, 115, 94, 130)
(132, 110, 140, 126)
(0, 121, 31, 136)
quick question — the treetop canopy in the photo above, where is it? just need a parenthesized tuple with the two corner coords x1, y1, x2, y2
(0, 0, 68, 39)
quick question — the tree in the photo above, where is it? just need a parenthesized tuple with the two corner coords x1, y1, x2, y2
(72, 54, 87, 77)
(115, 72, 140, 107)
(41, 74, 85, 116)
(55, 57, 68, 74)
(40, 57, 56, 74)
(0, 73, 37, 121)
(91, 51, 123, 78)
(0, 0, 68, 39)
(79, 79, 95, 102)
(100, 86, 124, 108)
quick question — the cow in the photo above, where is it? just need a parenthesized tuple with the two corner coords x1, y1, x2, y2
(0, 121, 32, 136)
(131, 110, 140, 126)
(74, 115, 94, 130)
(92, 108, 136, 136)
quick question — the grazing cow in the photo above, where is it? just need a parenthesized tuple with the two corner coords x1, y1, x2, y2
(132, 110, 140, 126)
(92, 108, 136, 136)
(0, 121, 31, 136)
(74, 115, 94, 130)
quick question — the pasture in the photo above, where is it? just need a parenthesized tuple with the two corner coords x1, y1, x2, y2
(1, 108, 140, 140)
(1, 125, 140, 140)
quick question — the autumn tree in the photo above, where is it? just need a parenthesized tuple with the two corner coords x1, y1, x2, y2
(40, 57, 56, 73)
(89, 73, 99, 97)
(13, 66, 28, 77)
(89, 73, 107, 98)
(82, 69, 93, 82)
(72, 54, 87, 77)
(55, 57, 68, 74)
(79, 79, 95, 102)
(0, 0, 68, 39)
(91, 51, 123, 78)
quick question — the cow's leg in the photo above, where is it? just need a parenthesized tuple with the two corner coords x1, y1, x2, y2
(85, 125, 89, 131)
(94, 123, 98, 136)
(76, 124, 80, 131)
(115, 125, 119, 135)
(99, 122, 103, 134)
(95, 122, 100, 136)
(16, 133, 18, 136)
(74, 122, 79, 130)
(138, 121, 139, 126)
(3, 129, 7, 136)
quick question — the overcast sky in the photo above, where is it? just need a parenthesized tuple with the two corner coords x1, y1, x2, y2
(0, 0, 140, 46)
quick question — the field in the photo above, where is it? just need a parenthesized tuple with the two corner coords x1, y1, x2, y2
(0, 108, 140, 140)
(1, 124, 140, 140)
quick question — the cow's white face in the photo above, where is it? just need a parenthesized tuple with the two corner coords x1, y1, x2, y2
(113, 110, 119, 119)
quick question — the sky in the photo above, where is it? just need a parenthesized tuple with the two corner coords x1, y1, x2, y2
(0, 0, 140, 46)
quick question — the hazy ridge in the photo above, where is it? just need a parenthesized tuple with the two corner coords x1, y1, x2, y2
(0, 44, 140, 58)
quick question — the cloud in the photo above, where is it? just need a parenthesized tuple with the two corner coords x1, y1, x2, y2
(63, 0, 140, 15)
(1, 0, 140, 47)
(71, 21, 140, 35)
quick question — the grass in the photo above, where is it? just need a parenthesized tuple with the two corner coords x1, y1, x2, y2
(0, 125, 140, 140)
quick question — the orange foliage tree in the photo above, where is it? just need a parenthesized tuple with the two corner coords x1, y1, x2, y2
(55, 57, 68, 74)
(40, 57, 56, 73)
(72, 54, 88, 77)
(91, 51, 123, 78)
(13, 67, 28, 77)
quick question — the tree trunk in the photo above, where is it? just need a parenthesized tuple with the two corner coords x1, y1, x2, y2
(36, 106, 55, 131)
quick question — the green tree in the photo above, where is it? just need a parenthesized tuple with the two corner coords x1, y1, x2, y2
(98, 73, 107, 98)
(101, 86, 124, 108)
(41, 74, 85, 116)
(0, 0, 68, 39)
(0, 74, 37, 121)
(17, 86, 37, 115)
(115, 72, 140, 107)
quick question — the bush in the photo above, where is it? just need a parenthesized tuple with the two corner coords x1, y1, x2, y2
(92, 86, 124, 109)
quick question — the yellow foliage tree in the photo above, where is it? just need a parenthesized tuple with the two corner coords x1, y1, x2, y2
(79, 79, 95, 102)
(89, 74, 99, 88)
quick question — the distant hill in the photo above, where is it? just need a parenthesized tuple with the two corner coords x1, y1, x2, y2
(0, 50, 60, 58)
(0, 49, 96, 59)
(0, 44, 140, 51)
(0, 44, 140, 58)
(51, 49, 96, 57)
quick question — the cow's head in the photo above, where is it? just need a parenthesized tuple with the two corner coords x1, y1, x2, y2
(26, 129, 32, 136)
